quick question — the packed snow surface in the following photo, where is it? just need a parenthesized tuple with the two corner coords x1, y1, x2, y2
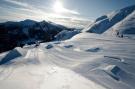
(0, 32, 135, 89)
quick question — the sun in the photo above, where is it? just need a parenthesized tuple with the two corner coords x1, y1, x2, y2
(53, 1, 65, 13)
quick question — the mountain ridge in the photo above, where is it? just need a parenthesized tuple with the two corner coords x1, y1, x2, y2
(83, 5, 135, 36)
(0, 20, 77, 53)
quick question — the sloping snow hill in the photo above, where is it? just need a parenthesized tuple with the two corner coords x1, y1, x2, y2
(83, 5, 135, 36)
(0, 32, 135, 89)
(105, 10, 135, 36)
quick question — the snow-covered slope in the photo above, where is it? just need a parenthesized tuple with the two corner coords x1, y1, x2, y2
(83, 5, 135, 35)
(54, 30, 80, 41)
(105, 10, 135, 36)
(0, 32, 135, 89)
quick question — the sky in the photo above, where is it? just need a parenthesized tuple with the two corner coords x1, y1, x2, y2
(0, 0, 135, 22)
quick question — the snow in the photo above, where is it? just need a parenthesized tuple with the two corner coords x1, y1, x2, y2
(55, 30, 79, 41)
(0, 32, 135, 89)
(105, 10, 135, 36)
(0, 47, 27, 65)
(83, 5, 135, 35)
(45, 44, 53, 49)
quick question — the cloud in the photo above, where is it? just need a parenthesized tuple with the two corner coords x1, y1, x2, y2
(4, 0, 40, 12)
(53, 0, 80, 15)
(4, 0, 79, 15)
(3, 0, 82, 21)
(60, 7, 80, 15)
(4, 0, 50, 16)
(4, 0, 29, 7)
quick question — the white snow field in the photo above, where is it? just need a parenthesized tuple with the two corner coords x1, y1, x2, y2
(0, 32, 135, 89)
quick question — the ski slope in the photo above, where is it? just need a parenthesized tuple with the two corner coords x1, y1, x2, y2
(0, 33, 135, 89)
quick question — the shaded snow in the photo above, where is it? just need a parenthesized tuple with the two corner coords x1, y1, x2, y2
(55, 30, 79, 41)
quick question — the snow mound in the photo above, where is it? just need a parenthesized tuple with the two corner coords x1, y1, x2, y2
(103, 65, 122, 81)
(0, 49, 22, 65)
(85, 47, 101, 52)
(45, 44, 53, 49)
(64, 45, 73, 48)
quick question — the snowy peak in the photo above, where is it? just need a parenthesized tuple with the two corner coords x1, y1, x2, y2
(83, 5, 135, 34)
(105, 10, 135, 36)
(107, 5, 135, 22)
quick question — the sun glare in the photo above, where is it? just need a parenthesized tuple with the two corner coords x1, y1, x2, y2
(53, 1, 65, 13)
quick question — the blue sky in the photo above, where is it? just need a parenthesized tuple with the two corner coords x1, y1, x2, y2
(0, 0, 134, 22)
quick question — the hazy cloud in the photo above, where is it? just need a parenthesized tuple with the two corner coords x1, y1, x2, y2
(2, 0, 84, 22)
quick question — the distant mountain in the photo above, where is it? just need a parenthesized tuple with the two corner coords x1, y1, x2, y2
(83, 5, 135, 36)
(0, 20, 77, 53)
